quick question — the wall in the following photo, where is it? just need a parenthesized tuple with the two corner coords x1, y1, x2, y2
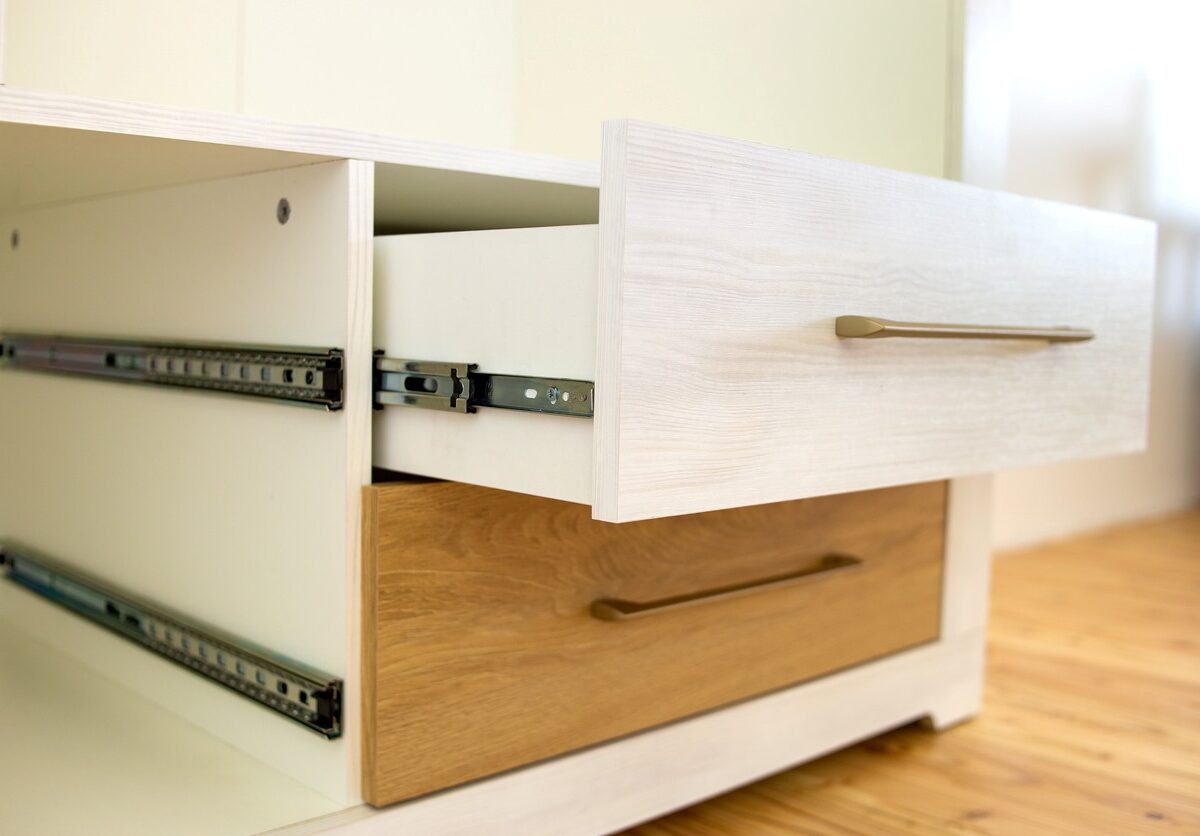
(0, 0, 6, 84)
(0, 0, 517, 147)
(0, 0, 951, 175)
(512, 0, 949, 173)
(991, 0, 1200, 549)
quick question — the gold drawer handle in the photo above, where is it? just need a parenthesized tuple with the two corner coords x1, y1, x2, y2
(835, 315, 1095, 343)
(590, 554, 862, 622)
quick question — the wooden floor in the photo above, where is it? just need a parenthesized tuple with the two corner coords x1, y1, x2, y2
(627, 509, 1200, 835)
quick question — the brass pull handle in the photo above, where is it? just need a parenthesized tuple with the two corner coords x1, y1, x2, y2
(590, 554, 861, 622)
(835, 315, 1094, 343)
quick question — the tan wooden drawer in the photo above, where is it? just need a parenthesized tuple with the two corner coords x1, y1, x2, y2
(374, 121, 1156, 524)
(362, 478, 946, 806)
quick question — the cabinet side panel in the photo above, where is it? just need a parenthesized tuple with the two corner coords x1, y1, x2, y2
(340, 158, 374, 804)
(0, 161, 357, 800)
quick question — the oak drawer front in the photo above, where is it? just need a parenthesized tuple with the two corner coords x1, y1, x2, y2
(362, 479, 946, 806)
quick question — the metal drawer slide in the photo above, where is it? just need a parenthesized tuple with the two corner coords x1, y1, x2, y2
(1, 333, 344, 409)
(374, 357, 594, 417)
(0, 545, 343, 738)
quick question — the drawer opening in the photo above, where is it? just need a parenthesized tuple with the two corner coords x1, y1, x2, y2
(373, 162, 598, 236)
(370, 467, 442, 485)
(371, 138, 604, 506)
(373, 224, 601, 506)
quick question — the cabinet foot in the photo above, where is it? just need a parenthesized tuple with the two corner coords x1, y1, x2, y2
(920, 695, 982, 732)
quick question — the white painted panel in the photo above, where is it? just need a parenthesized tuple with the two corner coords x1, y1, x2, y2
(0, 624, 343, 835)
(296, 637, 987, 835)
(594, 120, 1156, 522)
(0, 161, 359, 801)
(1, 164, 346, 342)
(0, 120, 329, 216)
(373, 226, 596, 504)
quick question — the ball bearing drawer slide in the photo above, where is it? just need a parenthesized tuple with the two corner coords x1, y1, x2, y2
(0, 545, 343, 739)
(374, 357, 594, 417)
(1, 333, 344, 409)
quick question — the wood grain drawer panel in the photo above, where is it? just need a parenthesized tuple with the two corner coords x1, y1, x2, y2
(362, 479, 946, 806)
(374, 121, 1156, 523)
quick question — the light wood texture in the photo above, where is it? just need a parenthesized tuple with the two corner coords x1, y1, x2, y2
(626, 507, 1200, 835)
(339, 159, 375, 804)
(276, 477, 992, 836)
(0, 84, 597, 185)
(593, 119, 1156, 522)
(0, 161, 362, 800)
(373, 225, 597, 504)
(0, 86, 599, 217)
(0, 620, 342, 835)
(362, 479, 946, 805)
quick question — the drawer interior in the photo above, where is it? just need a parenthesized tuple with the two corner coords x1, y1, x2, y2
(362, 478, 947, 805)
(374, 225, 598, 505)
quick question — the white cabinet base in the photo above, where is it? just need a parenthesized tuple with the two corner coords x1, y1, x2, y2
(277, 636, 984, 836)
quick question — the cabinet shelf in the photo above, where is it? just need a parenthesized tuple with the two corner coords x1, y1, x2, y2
(0, 607, 341, 835)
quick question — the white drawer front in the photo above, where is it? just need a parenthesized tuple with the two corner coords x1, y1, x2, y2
(594, 121, 1156, 522)
(374, 123, 1155, 523)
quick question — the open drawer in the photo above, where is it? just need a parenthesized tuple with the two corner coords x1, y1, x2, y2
(374, 121, 1157, 523)
(362, 477, 947, 805)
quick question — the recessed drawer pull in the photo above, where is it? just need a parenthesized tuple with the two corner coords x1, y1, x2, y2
(835, 315, 1095, 343)
(590, 554, 862, 621)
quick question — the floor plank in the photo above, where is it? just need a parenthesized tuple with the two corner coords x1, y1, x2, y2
(626, 509, 1200, 835)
